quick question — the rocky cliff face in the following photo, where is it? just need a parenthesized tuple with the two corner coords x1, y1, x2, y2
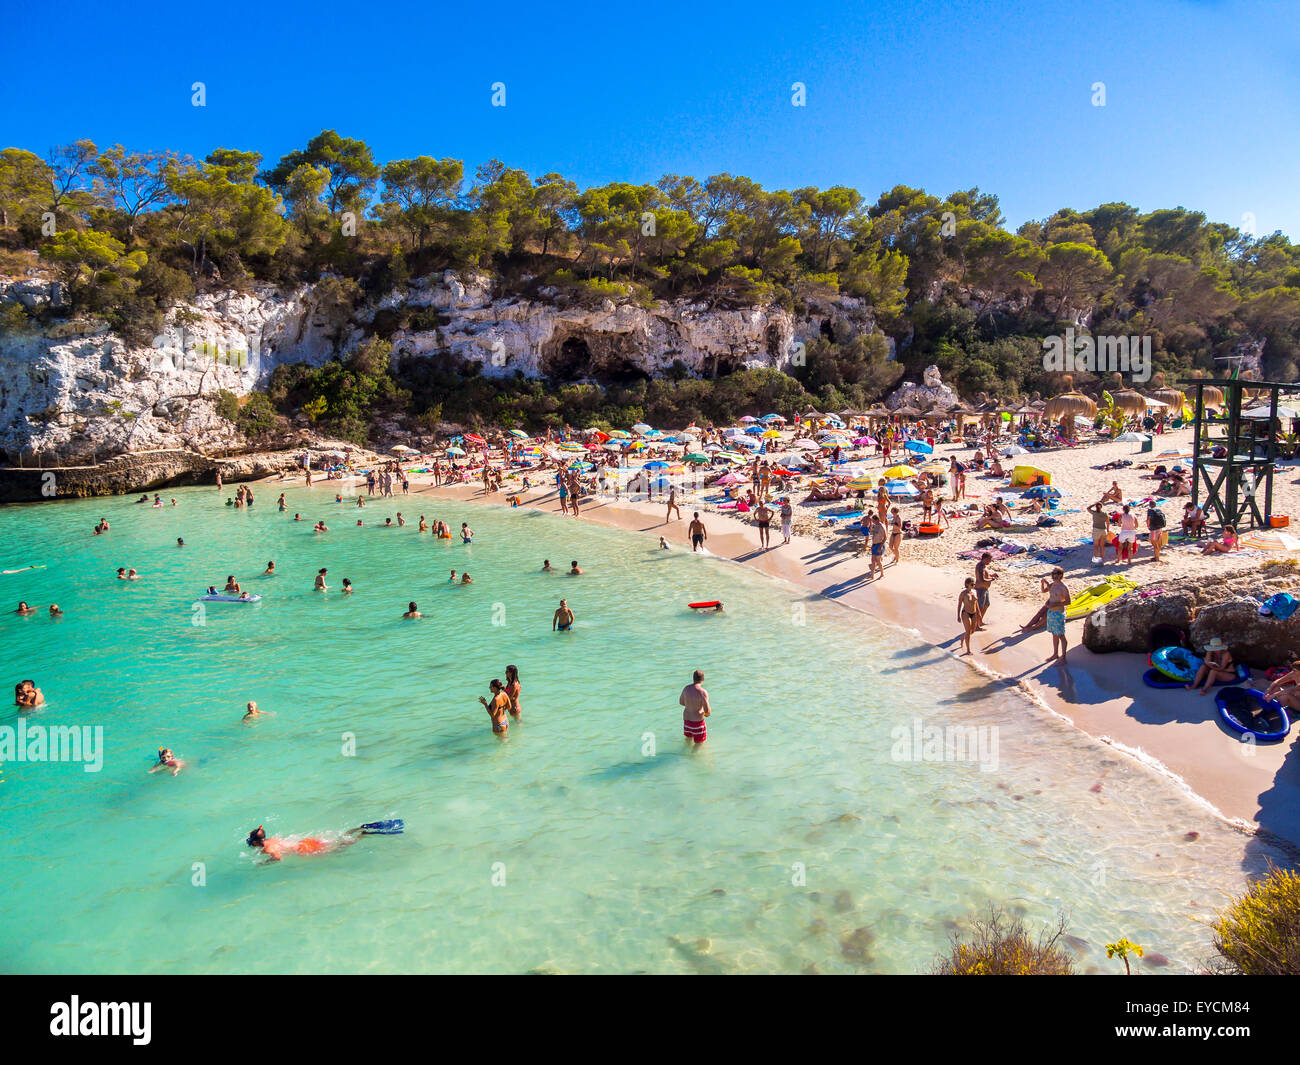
(0, 272, 881, 464)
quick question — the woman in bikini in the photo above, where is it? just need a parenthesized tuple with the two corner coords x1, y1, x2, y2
(1264, 660, 1300, 714)
(876, 484, 889, 521)
(957, 578, 979, 655)
(479, 678, 511, 735)
(888, 507, 903, 565)
(1201, 525, 1240, 555)
(504, 664, 522, 720)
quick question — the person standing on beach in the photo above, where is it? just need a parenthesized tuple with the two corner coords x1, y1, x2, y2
(974, 552, 997, 628)
(688, 512, 707, 552)
(779, 498, 793, 545)
(754, 500, 772, 549)
(1087, 501, 1109, 564)
(868, 513, 886, 580)
(1146, 504, 1167, 563)
(1118, 504, 1139, 563)
(888, 507, 903, 565)
(680, 669, 712, 745)
(957, 577, 979, 655)
(1042, 567, 1072, 661)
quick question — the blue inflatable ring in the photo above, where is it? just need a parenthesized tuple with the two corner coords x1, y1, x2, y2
(1151, 645, 1201, 683)
(1216, 687, 1291, 742)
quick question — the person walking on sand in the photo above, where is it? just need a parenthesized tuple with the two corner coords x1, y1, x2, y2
(779, 498, 793, 545)
(888, 507, 903, 565)
(679, 669, 712, 745)
(665, 486, 682, 523)
(1043, 567, 1071, 661)
(957, 577, 979, 655)
(688, 512, 707, 552)
(974, 552, 997, 629)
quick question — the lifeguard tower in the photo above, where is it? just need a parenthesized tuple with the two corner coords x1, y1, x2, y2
(1190, 379, 1297, 529)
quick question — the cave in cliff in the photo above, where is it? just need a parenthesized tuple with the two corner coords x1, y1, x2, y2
(541, 332, 650, 387)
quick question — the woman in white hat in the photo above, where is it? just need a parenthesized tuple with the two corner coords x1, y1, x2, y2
(1188, 637, 1237, 695)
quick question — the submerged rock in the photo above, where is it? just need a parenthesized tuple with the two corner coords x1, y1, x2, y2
(840, 926, 876, 964)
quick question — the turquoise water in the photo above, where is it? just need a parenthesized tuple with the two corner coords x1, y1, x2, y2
(0, 483, 1277, 973)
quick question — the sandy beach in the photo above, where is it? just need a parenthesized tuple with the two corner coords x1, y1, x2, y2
(260, 428, 1300, 853)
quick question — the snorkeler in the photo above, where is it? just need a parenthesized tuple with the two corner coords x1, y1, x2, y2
(246, 820, 405, 862)
(150, 747, 186, 776)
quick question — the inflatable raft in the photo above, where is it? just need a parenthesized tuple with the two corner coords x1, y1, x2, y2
(1216, 687, 1291, 742)
(200, 593, 262, 603)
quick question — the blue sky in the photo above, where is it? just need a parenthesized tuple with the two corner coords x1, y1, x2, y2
(3, 0, 1297, 239)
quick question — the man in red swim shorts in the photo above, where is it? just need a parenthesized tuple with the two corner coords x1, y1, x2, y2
(679, 669, 712, 744)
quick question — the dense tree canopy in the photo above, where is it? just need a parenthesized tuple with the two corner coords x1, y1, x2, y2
(3, 129, 1300, 437)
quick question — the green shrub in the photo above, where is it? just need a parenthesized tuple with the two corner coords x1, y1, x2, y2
(214, 389, 239, 422)
(1213, 866, 1300, 975)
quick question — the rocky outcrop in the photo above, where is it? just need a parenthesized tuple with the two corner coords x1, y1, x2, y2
(1, 271, 884, 464)
(1082, 560, 1300, 667)
(885, 364, 959, 410)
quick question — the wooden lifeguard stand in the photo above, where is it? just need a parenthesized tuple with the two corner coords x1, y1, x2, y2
(1191, 379, 1296, 529)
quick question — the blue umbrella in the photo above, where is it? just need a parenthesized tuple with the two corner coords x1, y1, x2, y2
(644, 460, 670, 469)
(886, 480, 919, 496)
(745, 425, 764, 436)
(903, 440, 934, 454)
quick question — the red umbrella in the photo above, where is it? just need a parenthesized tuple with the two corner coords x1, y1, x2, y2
(465, 432, 486, 445)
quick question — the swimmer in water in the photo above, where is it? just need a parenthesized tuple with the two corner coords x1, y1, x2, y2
(263, 561, 276, 575)
(659, 537, 670, 550)
(177, 538, 185, 547)
(449, 570, 458, 583)
(224, 575, 241, 594)
(150, 747, 186, 776)
(246, 820, 405, 862)
(48, 604, 62, 617)
(342, 578, 353, 593)
(315, 568, 328, 591)
(278, 493, 287, 511)
(418, 516, 428, 532)
(316, 521, 330, 532)
(504, 664, 522, 719)
(542, 559, 552, 572)
(127, 568, 139, 580)
(460, 573, 473, 584)
(242, 700, 274, 723)
(116, 568, 126, 580)
(15, 601, 35, 615)
(568, 561, 582, 575)
(403, 601, 423, 618)
(14, 679, 44, 707)
(553, 598, 574, 631)
(461, 523, 473, 543)
(293, 513, 302, 521)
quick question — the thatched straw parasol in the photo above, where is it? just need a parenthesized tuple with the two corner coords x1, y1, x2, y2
(1043, 376, 1097, 436)
(893, 405, 922, 418)
(1186, 370, 1224, 410)
(1146, 371, 1187, 416)
(1107, 373, 1147, 417)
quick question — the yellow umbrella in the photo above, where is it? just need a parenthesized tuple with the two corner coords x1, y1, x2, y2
(762, 429, 782, 438)
(847, 476, 874, 492)
(884, 464, 918, 479)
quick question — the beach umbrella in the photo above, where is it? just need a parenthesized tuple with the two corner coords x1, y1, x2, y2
(608, 430, 631, 439)
(1114, 431, 1146, 442)
(1109, 388, 1147, 416)
(632, 422, 653, 435)
(744, 425, 764, 436)
(602, 440, 625, 450)
(1155, 447, 1194, 460)
(847, 476, 875, 492)
(684, 452, 709, 463)
(390, 444, 416, 453)
(732, 435, 761, 450)
(1001, 445, 1029, 455)
(716, 471, 746, 485)
(884, 464, 918, 479)
(739, 415, 758, 423)
(628, 440, 646, 450)
(508, 429, 530, 439)
(644, 460, 670, 469)
(445, 446, 465, 457)
(716, 450, 746, 463)
(1146, 372, 1188, 416)
(1241, 530, 1300, 551)
(465, 432, 486, 444)
(1244, 405, 1300, 420)
(762, 414, 787, 423)
(1043, 377, 1097, 423)
(762, 429, 782, 438)
(1189, 372, 1224, 410)
(903, 440, 934, 455)
(885, 481, 919, 497)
